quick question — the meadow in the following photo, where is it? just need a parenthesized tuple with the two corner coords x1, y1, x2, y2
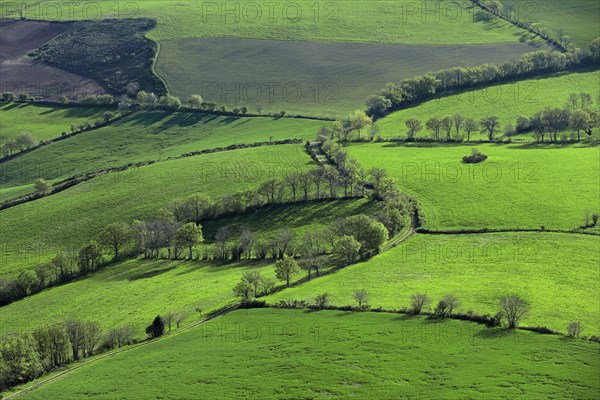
(3, 0, 531, 44)
(156, 38, 549, 117)
(0, 111, 323, 190)
(504, 0, 600, 46)
(375, 70, 600, 139)
(267, 233, 600, 335)
(0, 103, 114, 143)
(0, 144, 314, 276)
(17, 309, 600, 399)
(346, 142, 600, 230)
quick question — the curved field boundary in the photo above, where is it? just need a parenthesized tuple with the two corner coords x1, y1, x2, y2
(3, 304, 240, 400)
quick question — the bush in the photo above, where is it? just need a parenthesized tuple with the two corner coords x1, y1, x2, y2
(239, 299, 268, 309)
(145, 315, 165, 338)
(567, 321, 582, 338)
(277, 299, 308, 309)
(462, 149, 488, 164)
(314, 293, 330, 309)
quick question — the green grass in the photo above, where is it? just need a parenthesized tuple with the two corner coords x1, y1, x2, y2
(267, 233, 600, 335)
(156, 38, 548, 118)
(18, 309, 600, 399)
(203, 198, 382, 242)
(0, 103, 115, 143)
(0, 144, 314, 276)
(0, 111, 323, 190)
(346, 142, 599, 230)
(0, 199, 376, 336)
(376, 70, 600, 140)
(6, 0, 531, 44)
(504, 0, 600, 46)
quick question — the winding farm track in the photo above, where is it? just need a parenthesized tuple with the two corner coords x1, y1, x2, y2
(4, 304, 239, 399)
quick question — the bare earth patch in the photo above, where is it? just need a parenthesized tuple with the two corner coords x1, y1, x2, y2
(0, 19, 104, 100)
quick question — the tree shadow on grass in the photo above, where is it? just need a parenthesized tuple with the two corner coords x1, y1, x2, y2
(475, 327, 515, 339)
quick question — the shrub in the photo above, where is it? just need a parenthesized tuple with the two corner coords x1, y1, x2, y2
(410, 293, 430, 314)
(277, 299, 308, 309)
(314, 293, 330, 309)
(567, 321, 583, 338)
(462, 149, 488, 164)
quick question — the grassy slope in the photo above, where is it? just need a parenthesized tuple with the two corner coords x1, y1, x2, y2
(376, 70, 600, 140)
(0, 199, 378, 336)
(347, 142, 599, 230)
(2, 0, 529, 44)
(504, 0, 600, 46)
(267, 233, 600, 334)
(0, 144, 314, 276)
(20, 309, 600, 399)
(0, 111, 323, 189)
(0, 103, 115, 142)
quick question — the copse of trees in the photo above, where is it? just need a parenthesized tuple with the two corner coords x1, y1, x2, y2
(366, 40, 600, 119)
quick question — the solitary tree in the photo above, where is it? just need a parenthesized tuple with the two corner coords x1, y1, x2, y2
(410, 293, 430, 314)
(353, 289, 370, 309)
(34, 178, 52, 195)
(275, 255, 299, 287)
(405, 118, 422, 140)
(499, 295, 530, 329)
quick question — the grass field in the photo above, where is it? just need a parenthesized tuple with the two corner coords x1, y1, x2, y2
(156, 38, 550, 117)
(16, 309, 600, 399)
(0, 144, 314, 276)
(267, 233, 600, 335)
(0, 111, 323, 190)
(0, 199, 380, 337)
(3, 0, 531, 44)
(346, 142, 600, 230)
(376, 70, 600, 139)
(504, 0, 600, 46)
(0, 103, 115, 143)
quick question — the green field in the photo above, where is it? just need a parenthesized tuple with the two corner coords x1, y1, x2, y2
(376, 70, 600, 140)
(504, 0, 600, 46)
(346, 142, 599, 230)
(156, 38, 549, 117)
(267, 233, 600, 334)
(4, 0, 531, 44)
(0, 144, 314, 276)
(17, 309, 600, 399)
(0, 103, 115, 143)
(0, 112, 322, 190)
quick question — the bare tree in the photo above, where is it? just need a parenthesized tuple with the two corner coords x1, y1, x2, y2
(480, 116, 501, 141)
(499, 295, 530, 329)
(353, 289, 370, 308)
(464, 118, 478, 142)
(410, 293, 430, 314)
(405, 118, 422, 140)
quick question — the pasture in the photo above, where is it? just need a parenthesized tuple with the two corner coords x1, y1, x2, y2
(0, 144, 314, 276)
(0, 111, 323, 190)
(504, 0, 600, 46)
(346, 142, 600, 230)
(156, 38, 550, 117)
(0, 103, 115, 143)
(267, 233, 600, 335)
(3, 0, 531, 44)
(17, 309, 600, 399)
(375, 70, 600, 139)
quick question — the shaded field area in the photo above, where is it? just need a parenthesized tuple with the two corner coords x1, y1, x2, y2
(347, 143, 600, 230)
(0, 199, 376, 337)
(0, 111, 323, 189)
(376, 70, 600, 139)
(267, 233, 600, 335)
(0, 19, 104, 100)
(504, 0, 600, 46)
(18, 309, 600, 399)
(0, 103, 115, 143)
(156, 38, 551, 117)
(2, 0, 531, 44)
(0, 144, 314, 276)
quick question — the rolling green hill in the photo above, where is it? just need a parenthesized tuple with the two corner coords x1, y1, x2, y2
(0, 144, 314, 276)
(267, 233, 600, 334)
(375, 70, 600, 140)
(17, 309, 600, 399)
(0, 112, 323, 190)
(346, 142, 600, 230)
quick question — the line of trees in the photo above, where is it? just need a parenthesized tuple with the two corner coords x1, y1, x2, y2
(365, 41, 600, 119)
(0, 318, 137, 390)
(0, 132, 37, 158)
